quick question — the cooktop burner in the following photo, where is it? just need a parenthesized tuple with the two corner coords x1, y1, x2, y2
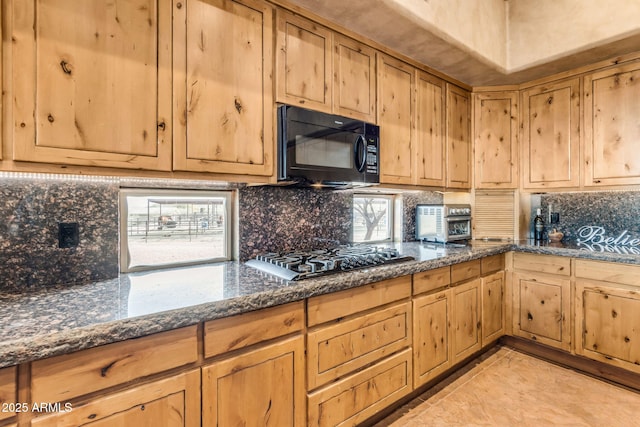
(245, 245, 414, 281)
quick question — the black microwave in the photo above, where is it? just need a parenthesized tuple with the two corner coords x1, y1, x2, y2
(277, 105, 380, 187)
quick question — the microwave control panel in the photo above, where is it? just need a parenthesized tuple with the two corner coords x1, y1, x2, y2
(366, 137, 378, 174)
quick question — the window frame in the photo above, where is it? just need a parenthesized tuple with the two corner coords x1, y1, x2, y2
(119, 188, 233, 273)
(352, 194, 395, 243)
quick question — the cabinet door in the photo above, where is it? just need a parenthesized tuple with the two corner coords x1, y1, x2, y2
(451, 278, 481, 364)
(416, 71, 446, 187)
(378, 54, 415, 185)
(333, 35, 376, 122)
(202, 336, 305, 427)
(413, 289, 451, 387)
(276, 11, 332, 113)
(512, 272, 571, 351)
(474, 92, 518, 189)
(521, 78, 580, 189)
(0, 366, 16, 422)
(584, 61, 640, 186)
(12, 0, 172, 170)
(446, 84, 471, 189)
(481, 271, 505, 346)
(575, 280, 640, 374)
(173, 0, 274, 176)
(31, 370, 200, 427)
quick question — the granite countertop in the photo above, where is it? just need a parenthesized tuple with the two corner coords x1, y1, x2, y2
(1, 240, 639, 368)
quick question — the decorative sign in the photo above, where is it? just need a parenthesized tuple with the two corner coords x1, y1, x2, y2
(576, 226, 640, 254)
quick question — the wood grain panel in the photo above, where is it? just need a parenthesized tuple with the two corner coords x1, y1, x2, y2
(481, 254, 505, 276)
(481, 271, 505, 345)
(450, 259, 481, 285)
(413, 290, 451, 387)
(31, 370, 200, 427)
(446, 84, 471, 189)
(451, 278, 481, 364)
(413, 266, 451, 295)
(416, 71, 446, 187)
(307, 302, 411, 390)
(584, 61, 640, 186)
(0, 366, 16, 421)
(204, 301, 304, 358)
(474, 191, 516, 240)
(307, 275, 411, 326)
(31, 326, 198, 403)
(575, 259, 640, 286)
(474, 91, 518, 188)
(513, 252, 570, 276)
(521, 78, 580, 189)
(378, 54, 414, 185)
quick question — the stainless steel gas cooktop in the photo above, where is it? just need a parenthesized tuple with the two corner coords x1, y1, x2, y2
(245, 245, 414, 281)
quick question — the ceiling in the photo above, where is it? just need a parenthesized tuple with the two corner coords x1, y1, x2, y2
(285, 0, 640, 86)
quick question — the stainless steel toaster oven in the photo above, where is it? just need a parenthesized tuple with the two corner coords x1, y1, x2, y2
(415, 204, 472, 243)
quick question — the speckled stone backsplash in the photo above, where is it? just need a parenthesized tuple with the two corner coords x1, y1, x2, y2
(540, 191, 640, 241)
(238, 186, 353, 260)
(0, 175, 119, 291)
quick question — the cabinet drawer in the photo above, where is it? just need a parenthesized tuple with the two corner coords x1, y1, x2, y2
(0, 366, 17, 421)
(307, 349, 412, 427)
(413, 266, 450, 295)
(575, 259, 640, 287)
(307, 302, 411, 390)
(31, 326, 198, 403)
(513, 253, 570, 276)
(307, 276, 411, 327)
(204, 301, 304, 358)
(481, 254, 504, 275)
(451, 260, 481, 284)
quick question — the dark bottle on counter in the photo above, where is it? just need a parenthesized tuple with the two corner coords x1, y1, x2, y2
(533, 208, 545, 242)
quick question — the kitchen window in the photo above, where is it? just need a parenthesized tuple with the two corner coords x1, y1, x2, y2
(120, 189, 232, 272)
(353, 195, 394, 243)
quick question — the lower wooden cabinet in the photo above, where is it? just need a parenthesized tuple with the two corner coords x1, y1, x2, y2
(451, 278, 482, 364)
(512, 271, 571, 351)
(202, 335, 306, 427)
(0, 366, 17, 422)
(481, 271, 505, 345)
(413, 289, 451, 387)
(31, 370, 200, 427)
(307, 349, 412, 427)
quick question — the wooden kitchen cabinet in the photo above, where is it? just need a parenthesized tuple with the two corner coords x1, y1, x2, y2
(416, 72, 446, 187)
(0, 366, 16, 422)
(12, 0, 172, 171)
(413, 289, 451, 387)
(276, 10, 332, 113)
(202, 336, 306, 427)
(446, 84, 472, 189)
(378, 54, 415, 185)
(512, 253, 571, 351)
(521, 78, 580, 189)
(173, 0, 274, 176)
(451, 278, 482, 364)
(583, 61, 640, 186)
(575, 260, 640, 374)
(473, 91, 519, 189)
(481, 271, 505, 345)
(31, 370, 200, 427)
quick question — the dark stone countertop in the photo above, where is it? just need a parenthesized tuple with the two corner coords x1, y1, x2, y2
(1, 240, 638, 368)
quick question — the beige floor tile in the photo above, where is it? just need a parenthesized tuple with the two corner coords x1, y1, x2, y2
(375, 347, 640, 427)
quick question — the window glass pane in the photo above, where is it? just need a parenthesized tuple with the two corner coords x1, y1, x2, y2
(121, 190, 230, 271)
(353, 196, 392, 242)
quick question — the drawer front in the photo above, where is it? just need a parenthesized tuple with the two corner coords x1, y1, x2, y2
(205, 301, 304, 358)
(413, 266, 451, 295)
(481, 254, 504, 275)
(307, 349, 412, 427)
(451, 259, 481, 285)
(575, 259, 640, 287)
(307, 302, 411, 390)
(31, 326, 198, 403)
(0, 366, 17, 421)
(513, 253, 570, 276)
(307, 276, 411, 327)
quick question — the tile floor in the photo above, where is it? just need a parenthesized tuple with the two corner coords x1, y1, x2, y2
(373, 347, 640, 426)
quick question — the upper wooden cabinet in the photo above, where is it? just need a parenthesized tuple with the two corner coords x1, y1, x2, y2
(276, 12, 376, 123)
(378, 54, 415, 185)
(173, 0, 274, 176)
(12, 0, 172, 170)
(584, 61, 640, 186)
(416, 72, 446, 187)
(521, 78, 580, 189)
(473, 91, 519, 189)
(446, 84, 472, 189)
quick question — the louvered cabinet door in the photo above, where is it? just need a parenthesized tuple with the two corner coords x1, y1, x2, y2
(473, 191, 516, 240)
